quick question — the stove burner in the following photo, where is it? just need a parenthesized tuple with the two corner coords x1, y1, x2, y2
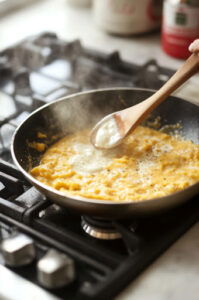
(81, 216, 121, 240)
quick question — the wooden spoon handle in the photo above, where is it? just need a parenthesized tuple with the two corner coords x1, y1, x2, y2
(119, 54, 199, 135)
(142, 53, 199, 111)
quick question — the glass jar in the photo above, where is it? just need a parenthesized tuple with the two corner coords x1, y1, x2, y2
(93, 0, 163, 35)
(161, 0, 199, 59)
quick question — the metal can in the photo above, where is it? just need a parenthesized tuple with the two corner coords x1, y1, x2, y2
(161, 0, 199, 59)
(93, 0, 163, 35)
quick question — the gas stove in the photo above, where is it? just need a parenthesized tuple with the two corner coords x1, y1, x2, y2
(0, 32, 198, 300)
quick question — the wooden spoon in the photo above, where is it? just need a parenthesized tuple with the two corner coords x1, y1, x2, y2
(91, 53, 199, 149)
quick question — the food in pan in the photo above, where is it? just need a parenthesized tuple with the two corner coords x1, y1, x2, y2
(30, 126, 199, 202)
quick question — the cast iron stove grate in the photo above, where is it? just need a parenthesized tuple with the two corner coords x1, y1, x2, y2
(0, 32, 198, 300)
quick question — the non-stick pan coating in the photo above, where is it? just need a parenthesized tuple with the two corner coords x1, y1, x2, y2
(12, 88, 199, 219)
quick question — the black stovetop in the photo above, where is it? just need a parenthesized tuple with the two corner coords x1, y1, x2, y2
(0, 32, 198, 300)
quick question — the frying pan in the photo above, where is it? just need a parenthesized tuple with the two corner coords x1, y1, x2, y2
(11, 88, 199, 219)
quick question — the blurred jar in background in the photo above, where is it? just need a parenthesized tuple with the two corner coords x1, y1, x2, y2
(162, 0, 199, 59)
(66, 0, 92, 7)
(93, 0, 163, 35)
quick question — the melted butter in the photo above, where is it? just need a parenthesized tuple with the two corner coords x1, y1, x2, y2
(68, 142, 118, 174)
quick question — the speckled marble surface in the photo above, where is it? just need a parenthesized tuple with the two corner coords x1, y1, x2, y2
(0, 1, 199, 299)
(117, 223, 199, 300)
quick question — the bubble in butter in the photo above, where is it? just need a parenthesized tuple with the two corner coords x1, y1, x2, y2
(95, 117, 121, 148)
(68, 142, 117, 174)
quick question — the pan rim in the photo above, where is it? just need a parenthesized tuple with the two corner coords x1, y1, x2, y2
(11, 87, 199, 207)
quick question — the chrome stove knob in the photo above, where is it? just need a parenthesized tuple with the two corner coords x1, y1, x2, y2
(37, 249, 75, 289)
(0, 233, 35, 267)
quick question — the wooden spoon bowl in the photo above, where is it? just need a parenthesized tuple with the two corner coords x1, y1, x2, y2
(91, 53, 199, 149)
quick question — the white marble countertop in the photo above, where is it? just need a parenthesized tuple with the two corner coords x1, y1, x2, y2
(0, 1, 199, 299)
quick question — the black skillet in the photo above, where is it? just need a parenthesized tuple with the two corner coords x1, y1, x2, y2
(11, 88, 199, 219)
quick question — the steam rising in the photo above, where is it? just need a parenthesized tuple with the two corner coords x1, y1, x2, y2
(47, 93, 115, 138)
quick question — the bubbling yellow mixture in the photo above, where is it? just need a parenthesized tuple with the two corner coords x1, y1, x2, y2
(30, 126, 199, 202)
